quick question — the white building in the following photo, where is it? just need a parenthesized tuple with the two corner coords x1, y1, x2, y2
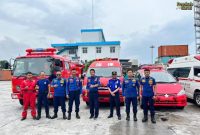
(51, 29, 121, 63)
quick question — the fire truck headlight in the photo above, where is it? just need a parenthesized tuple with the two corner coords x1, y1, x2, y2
(177, 89, 185, 96)
(16, 86, 20, 91)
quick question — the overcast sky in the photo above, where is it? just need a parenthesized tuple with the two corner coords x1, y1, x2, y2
(0, 0, 195, 64)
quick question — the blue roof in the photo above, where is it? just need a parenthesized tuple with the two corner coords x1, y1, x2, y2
(81, 29, 103, 33)
(51, 41, 120, 47)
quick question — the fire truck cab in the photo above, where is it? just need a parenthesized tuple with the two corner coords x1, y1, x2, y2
(11, 48, 83, 105)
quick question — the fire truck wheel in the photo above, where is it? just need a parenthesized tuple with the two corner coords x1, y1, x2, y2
(19, 99, 23, 105)
(177, 106, 184, 109)
(194, 91, 200, 107)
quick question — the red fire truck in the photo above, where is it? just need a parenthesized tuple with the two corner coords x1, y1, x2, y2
(11, 48, 84, 105)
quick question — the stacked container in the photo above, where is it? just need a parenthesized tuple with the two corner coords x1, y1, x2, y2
(158, 45, 188, 64)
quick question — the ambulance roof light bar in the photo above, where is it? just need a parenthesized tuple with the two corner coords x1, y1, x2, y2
(139, 64, 164, 70)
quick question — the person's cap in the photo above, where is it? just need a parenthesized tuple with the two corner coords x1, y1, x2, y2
(112, 71, 117, 75)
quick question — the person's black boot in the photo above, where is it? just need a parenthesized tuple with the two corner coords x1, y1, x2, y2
(118, 115, 121, 120)
(63, 113, 67, 120)
(46, 114, 51, 119)
(134, 113, 137, 121)
(33, 116, 37, 120)
(89, 115, 94, 119)
(67, 113, 71, 120)
(151, 115, 156, 124)
(21, 117, 26, 121)
(36, 115, 41, 120)
(126, 113, 130, 121)
(107, 114, 113, 118)
(142, 115, 148, 122)
(51, 113, 58, 119)
(76, 112, 80, 119)
(36, 112, 41, 120)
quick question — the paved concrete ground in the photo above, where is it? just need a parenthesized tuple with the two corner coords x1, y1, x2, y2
(0, 81, 200, 135)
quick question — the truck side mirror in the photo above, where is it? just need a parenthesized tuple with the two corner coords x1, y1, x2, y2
(176, 76, 179, 81)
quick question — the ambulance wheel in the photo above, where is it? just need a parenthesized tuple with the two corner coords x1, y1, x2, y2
(194, 92, 200, 107)
(19, 99, 23, 105)
(86, 102, 89, 106)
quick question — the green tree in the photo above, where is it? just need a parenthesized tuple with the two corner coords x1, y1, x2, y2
(0, 60, 10, 69)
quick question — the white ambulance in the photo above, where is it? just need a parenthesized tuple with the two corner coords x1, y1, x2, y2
(167, 55, 200, 106)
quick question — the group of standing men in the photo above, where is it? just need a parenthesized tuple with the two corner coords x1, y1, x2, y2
(20, 68, 156, 124)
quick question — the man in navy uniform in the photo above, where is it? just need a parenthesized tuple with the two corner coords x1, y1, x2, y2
(140, 68, 156, 124)
(107, 71, 121, 120)
(36, 71, 51, 120)
(51, 71, 67, 119)
(122, 69, 140, 121)
(66, 69, 82, 120)
(86, 69, 100, 119)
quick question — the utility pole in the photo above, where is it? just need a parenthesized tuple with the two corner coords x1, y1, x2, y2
(92, 0, 94, 28)
(194, 0, 200, 54)
(150, 45, 155, 64)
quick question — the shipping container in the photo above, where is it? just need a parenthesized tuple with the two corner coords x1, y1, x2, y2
(0, 70, 12, 81)
(158, 45, 188, 57)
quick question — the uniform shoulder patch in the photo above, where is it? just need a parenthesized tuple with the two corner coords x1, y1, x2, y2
(141, 78, 146, 83)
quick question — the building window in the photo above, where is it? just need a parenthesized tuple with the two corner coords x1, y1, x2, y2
(110, 47, 115, 53)
(69, 49, 76, 54)
(96, 47, 101, 53)
(82, 47, 88, 54)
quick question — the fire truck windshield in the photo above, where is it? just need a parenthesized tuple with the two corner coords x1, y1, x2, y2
(86, 67, 121, 77)
(13, 57, 53, 76)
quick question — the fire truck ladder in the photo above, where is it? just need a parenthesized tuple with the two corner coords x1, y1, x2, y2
(194, 0, 200, 54)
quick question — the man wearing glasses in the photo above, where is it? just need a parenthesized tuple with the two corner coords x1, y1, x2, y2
(51, 71, 67, 119)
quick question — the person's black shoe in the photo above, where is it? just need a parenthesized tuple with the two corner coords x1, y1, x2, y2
(76, 113, 80, 119)
(33, 116, 37, 120)
(46, 114, 52, 119)
(94, 116, 98, 119)
(142, 115, 148, 122)
(134, 114, 137, 121)
(118, 116, 121, 120)
(126, 113, 130, 121)
(21, 117, 26, 121)
(151, 116, 156, 124)
(67, 113, 71, 120)
(36, 115, 41, 120)
(63, 113, 67, 120)
(89, 115, 94, 119)
(51, 113, 58, 119)
(107, 115, 113, 118)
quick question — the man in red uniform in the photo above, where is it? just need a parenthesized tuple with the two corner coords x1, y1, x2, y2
(20, 72, 37, 121)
